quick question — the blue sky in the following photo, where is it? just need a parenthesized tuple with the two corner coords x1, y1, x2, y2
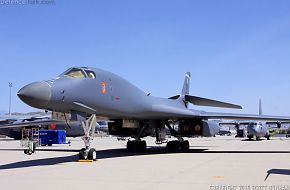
(1, 0, 290, 115)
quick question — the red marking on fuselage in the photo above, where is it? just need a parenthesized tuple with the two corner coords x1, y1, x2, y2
(101, 82, 107, 94)
(50, 124, 56, 130)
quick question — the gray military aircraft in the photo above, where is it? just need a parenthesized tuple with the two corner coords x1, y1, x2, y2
(219, 99, 284, 140)
(246, 99, 271, 140)
(0, 113, 107, 139)
(246, 121, 270, 140)
(15, 67, 290, 160)
(0, 114, 50, 139)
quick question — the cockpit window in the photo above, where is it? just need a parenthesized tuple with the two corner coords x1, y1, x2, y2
(65, 68, 86, 79)
(85, 70, 96, 79)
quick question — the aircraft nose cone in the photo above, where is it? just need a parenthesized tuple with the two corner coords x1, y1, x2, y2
(17, 82, 51, 109)
(248, 125, 259, 134)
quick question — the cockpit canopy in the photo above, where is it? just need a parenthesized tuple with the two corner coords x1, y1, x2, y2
(63, 67, 96, 79)
(249, 122, 262, 126)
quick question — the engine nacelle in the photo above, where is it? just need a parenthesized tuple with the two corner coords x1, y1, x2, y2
(178, 120, 219, 137)
(202, 120, 220, 137)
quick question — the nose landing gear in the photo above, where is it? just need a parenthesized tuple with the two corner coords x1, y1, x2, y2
(78, 114, 97, 161)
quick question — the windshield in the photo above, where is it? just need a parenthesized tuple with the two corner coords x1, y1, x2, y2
(85, 70, 96, 79)
(64, 68, 86, 79)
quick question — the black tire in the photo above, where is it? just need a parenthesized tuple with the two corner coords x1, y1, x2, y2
(32, 143, 36, 153)
(127, 141, 133, 151)
(175, 141, 182, 152)
(166, 141, 173, 151)
(27, 150, 33, 155)
(166, 141, 179, 152)
(88, 148, 97, 161)
(24, 149, 28, 154)
(79, 149, 88, 160)
(139, 140, 147, 151)
(181, 140, 190, 152)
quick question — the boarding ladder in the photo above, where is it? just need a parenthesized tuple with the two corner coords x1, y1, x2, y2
(20, 128, 41, 155)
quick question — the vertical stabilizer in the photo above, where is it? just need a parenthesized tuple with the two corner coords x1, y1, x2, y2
(169, 72, 192, 108)
(259, 98, 262, 115)
(179, 72, 191, 108)
(181, 72, 191, 95)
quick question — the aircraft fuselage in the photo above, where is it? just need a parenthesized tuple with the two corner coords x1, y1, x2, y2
(247, 122, 270, 140)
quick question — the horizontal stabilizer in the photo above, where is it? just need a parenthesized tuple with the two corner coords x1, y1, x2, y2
(168, 95, 180, 100)
(185, 95, 242, 109)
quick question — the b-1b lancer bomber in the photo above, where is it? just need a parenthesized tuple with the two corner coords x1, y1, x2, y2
(15, 67, 290, 160)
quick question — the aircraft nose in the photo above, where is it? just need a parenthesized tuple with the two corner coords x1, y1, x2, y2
(17, 82, 51, 109)
(248, 125, 258, 133)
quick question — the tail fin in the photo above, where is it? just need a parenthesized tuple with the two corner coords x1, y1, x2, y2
(181, 72, 191, 95)
(169, 72, 242, 109)
(168, 72, 191, 107)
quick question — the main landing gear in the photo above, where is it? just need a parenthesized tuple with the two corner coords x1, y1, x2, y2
(79, 114, 97, 161)
(166, 139, 190, 152)
(126, 139, 147, 151)
(163, 121, 190, 152)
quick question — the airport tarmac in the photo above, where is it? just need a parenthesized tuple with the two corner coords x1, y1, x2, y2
(0, 136, 289, 190)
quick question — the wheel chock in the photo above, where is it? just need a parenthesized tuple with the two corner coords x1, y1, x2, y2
(78, 159, 96, 162)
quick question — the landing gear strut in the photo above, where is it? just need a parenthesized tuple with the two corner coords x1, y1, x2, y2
(23, 141, 36, 155)
(79, 114, 97, 160)
(164, 121, 190, 152)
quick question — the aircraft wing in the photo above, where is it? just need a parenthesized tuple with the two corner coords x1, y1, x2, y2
(185, 95, 242, 109)
(219, 122, 240, 126)
(0, 118, 18, 125)
(219, 121, 290, 127)
(169, 95, 242, 109)
(219, 121, 257, 126)
(148, 104, 290, 122)
(198, 111, 290, 121)
(0, 119, 71, 129)
(266, 121, 290, 125)
(0, 114, 51, 124)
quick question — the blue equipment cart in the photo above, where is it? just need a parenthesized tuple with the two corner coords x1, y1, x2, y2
(39, 130, 66, 146)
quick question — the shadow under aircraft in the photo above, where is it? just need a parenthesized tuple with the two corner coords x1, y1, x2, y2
(0, 147, 290, 171)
